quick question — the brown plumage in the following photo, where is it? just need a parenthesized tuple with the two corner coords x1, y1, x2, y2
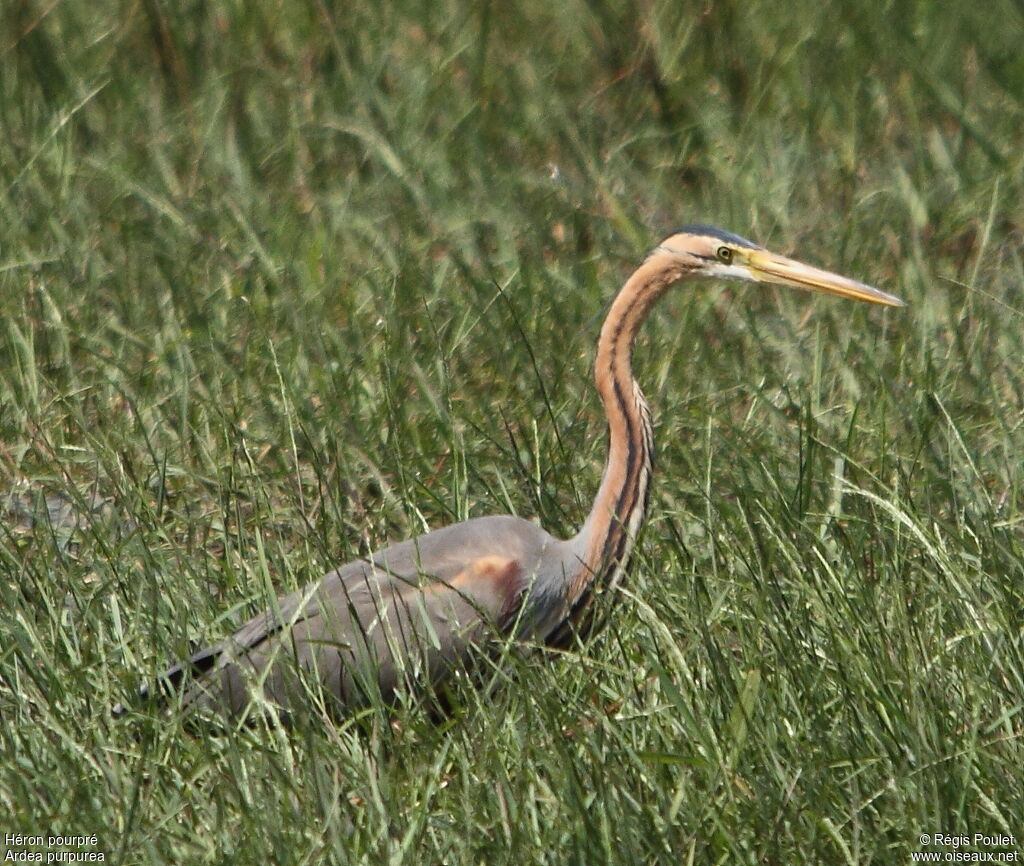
(122, 226, 904, 722)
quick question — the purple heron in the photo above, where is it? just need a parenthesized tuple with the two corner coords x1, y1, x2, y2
(126, 226, 904, 720)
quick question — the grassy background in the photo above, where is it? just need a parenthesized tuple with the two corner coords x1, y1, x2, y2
(2, 0, 1023, 862)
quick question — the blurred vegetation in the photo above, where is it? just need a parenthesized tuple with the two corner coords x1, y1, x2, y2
(1, 0, 1022, 862)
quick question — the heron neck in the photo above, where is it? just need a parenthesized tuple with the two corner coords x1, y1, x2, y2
(568, 255, 682, 606)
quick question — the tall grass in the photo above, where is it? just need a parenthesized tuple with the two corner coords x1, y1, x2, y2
(1, 0, 1022, 862)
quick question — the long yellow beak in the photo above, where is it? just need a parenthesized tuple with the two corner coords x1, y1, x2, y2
(746, 249, 906, 307)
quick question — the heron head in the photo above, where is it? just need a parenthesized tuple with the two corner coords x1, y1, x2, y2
(653, 225, 906, 307)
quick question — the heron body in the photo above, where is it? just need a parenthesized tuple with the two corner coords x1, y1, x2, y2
(138, 226, 904, 720)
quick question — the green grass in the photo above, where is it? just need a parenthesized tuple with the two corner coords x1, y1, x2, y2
(2, 0, 1023, 862)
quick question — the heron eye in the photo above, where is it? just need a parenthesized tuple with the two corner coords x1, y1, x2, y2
(717, 246, 733, 263)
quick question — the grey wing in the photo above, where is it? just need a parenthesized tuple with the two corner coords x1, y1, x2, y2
(174, 515, 561, 718)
